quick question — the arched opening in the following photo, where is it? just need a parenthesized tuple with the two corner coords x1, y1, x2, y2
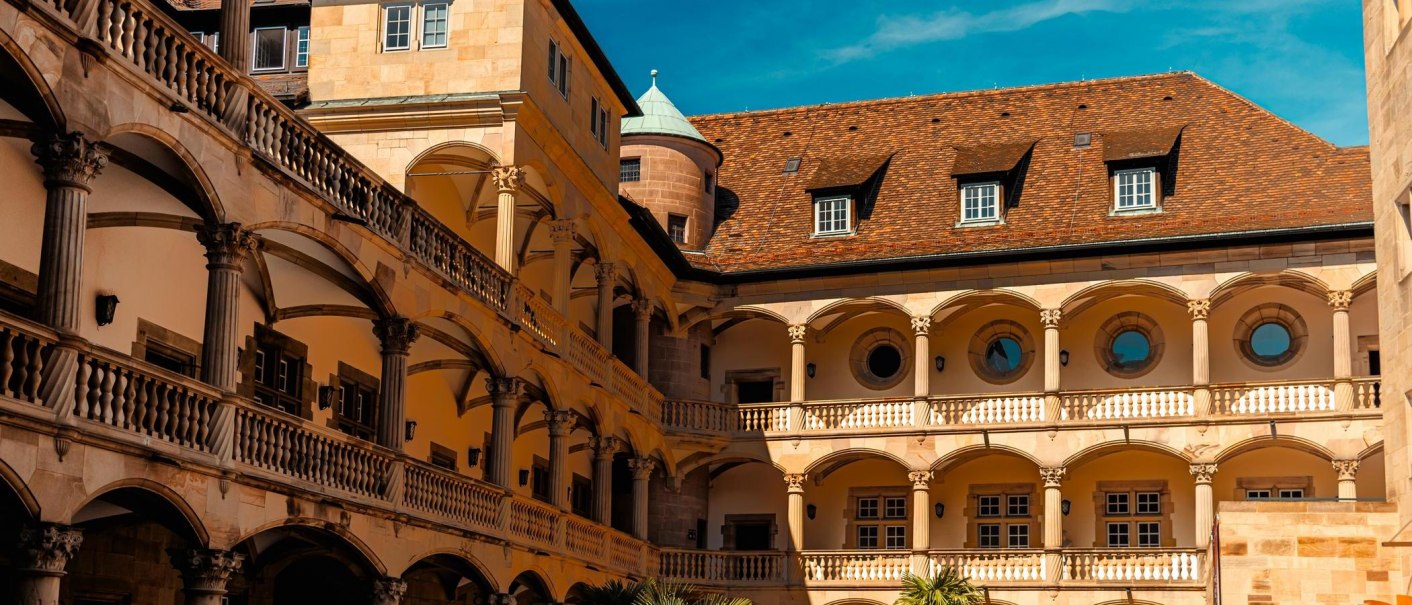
(705, 310, 792, 404)
(0, 466, 37, 598)
(930, 450, 1042, 551)
(802, 299, 914, 400)
(930, 292, 1043, 395)
(404, 313, 499, 479)
(508, 571, 553, 605)
(1059, 282, 1192, 390)
(401, 553, 494, 605)
(1063, 446, 1194, 548)
(62, 485, 207, 605)
(1214, 444, 1339, 505)
(803, 450, 913, 551)
(229, 524, 381, 605)
(703, 459, 788, 551)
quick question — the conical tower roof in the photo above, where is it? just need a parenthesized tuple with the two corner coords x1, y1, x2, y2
(621, 70, 709, 144)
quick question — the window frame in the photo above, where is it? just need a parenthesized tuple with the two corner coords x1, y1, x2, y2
(248, 324, 309, 418)
(293, 26, 310, 68)
(849, 488, 908, 549)
(419, 1, 449, 49)
(251, 26, 289, 72)
(667, 214, 688, 245)
(1096, 481, 1172, 548)
(619, 158, 641, 183)
(383, 3, 414, 52)
(813, 195, 852, 236)
(334, 362, 380, 442)
(590, 97, 610, 147)
(960, 181, 1001, 224)
(969, 484, 1037, 549)
(547, 38, 571, 98)
(1113, 167, 1158, 212)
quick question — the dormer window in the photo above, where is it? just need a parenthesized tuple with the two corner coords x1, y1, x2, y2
(1114, 168, 1156, 210)
(814, 195, 852, 236)
(961, 182, 1000, 223)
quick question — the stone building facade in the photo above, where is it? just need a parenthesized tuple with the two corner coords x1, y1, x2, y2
(0, 0, 1398, 604)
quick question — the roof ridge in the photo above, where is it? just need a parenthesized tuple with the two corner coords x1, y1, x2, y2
(688, 71, 1196, 123)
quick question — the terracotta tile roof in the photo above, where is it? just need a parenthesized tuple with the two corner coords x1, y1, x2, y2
(806, 153, 893, 190)
(689, 72, 1372, 274)
(253, 72, 308, 101)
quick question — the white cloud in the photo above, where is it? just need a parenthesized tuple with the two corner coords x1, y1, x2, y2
(829, 0, 1129, 62)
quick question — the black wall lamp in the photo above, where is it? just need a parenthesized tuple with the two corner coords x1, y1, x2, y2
(1062, 499, 1072, 516)
(95, 293, 119, 326)
(404, 420, 417, 442)
(317, 386, 337, 410)
(519, 469, 531, 486)
(466, 448, 482, 467)
(806, 362, 816, 378)
(1059, 350, 1070, 367)
(934, 503, 945, 518)
(934, 356, 946, 372)
(806, 504, 817, 520)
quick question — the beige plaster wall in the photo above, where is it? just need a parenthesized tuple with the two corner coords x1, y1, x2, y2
(706, 462, 788, 550)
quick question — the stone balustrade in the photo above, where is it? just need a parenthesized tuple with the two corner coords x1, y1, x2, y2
(801, 551, 912, 584)
(0, 316, 57, 407)
(658, 549, 787, 583)
(75, 347, 225, 454)
(1060, 548, 1205, 583)
(1060, 387, 1194, 421)
(928, 549, 1047, 583)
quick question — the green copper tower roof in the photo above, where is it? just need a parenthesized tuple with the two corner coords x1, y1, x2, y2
(621, 70, 709, 144)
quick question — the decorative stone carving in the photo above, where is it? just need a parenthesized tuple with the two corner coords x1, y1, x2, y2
(171, 548, 245, 595)
(484, 593, 515, 605)
(594, 262, 616, 284)
(908, 470, 933, 489)
(783, 473, 807, 492)
(544, 410, 576, 436)
(628, 457, 655, 480)
(631, 298, 652, 319)
(590, 435, 621, 458)
(32, 132, 108, 190)
(1332, 459, 1360, 481)
(1328, 290, 1353, 311)
(788, 324, 808, 344)
(1040, 309, 1062, 329)
(491, 166, 523, 192)
(1187, 299, 1211, 321)
(371, 577, 408, 605)
(1039, 467, 1066, 488)
(196, 222, 258, 269)
(373, 317, 421, 355)
(485, 377, 524, 403)
(1189, 463, 1218, 483)
(17, 524, 83, 573)
(910, 316, 931, 336)
(549, 219, 576, 245)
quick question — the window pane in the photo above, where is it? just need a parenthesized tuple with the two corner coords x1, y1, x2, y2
(547, 40, 559, 83)
(1007, 524, 1029, 548)
(857, 526, 878, 549)
(978, 524, 1000, 548)
(667, 215, 688, 244)
(620, 159, 641, 182)
(815, 197, 849, 234)
(1106, 492, 1130, 515)
(962, 183, 998, 221)
(1278, 488, 1305, 499)
(1107, 522, 1131, 547)
(295, 26, 309, 67)
(1117, 169, 1155, 209)
(1246, 489, 1272, 500)
(885, 526, 906, 549)
(857, 498, 878, 519)
(884, 497, 907, 519)
(422, 3, 448, 47)
(253, 28, 286, 70)
(1007, 494, 1029, 517)
(558, 55, 570, 96)
(1136, 492, 1161, 515)
(1138, 522, 1161, 547)
(384, 6, 411, 50)
(978, 495, 1001, 518)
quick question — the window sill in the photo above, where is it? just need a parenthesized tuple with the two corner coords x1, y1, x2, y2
(956, 219, 1004, 228)
(811, 231, 855, 239)
(1110, 206, 1162, 217)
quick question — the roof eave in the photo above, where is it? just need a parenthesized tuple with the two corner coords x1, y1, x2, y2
(551, 0, 642, 117)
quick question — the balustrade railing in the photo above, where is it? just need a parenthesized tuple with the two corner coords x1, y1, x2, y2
(931, 394, 1045, 425)
(1354, 377, 1381, 410)
(403, 462, 503, 531)
(661, 400, 734, 434)
(564, 516, 607, 559)
(737, 404, 790, 433)
(1061, 387, 1194, 421)
(508, 497, 560, 546)
(1210, 379, 1335, 415)
(802, 551, 911, 583)
(802, 398, 913, 431)
(1061, 548, 1205, 583)
(233, 404, 393, 498)
(74, 348, 222, 452)
(928, 550, 1046, 583)
(0, 318, 54, 406)
(659, 549, 786, 583)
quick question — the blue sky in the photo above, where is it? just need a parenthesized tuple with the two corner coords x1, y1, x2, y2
(579, 0, 1369, 146)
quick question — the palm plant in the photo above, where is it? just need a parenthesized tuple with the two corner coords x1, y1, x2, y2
(894, 568, 983, 605)
(577, 579, 644, 605)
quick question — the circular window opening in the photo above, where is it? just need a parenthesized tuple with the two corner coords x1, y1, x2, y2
(1234, 304, 1307, 370)
(1250, 322, 1293, 365)
(1094, 312, 1164, 379)
(969, 320, 1035, 385)
(866, 344, 903, 379)
(985, 336, 1024, 377)
(1110, 330, 1151, 369)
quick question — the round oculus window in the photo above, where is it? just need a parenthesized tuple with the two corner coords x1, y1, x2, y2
(866, 344, 903, 380)
(1094, 312, 1164, 379)
(969, 320, 1035, 385)
(1110, 330, 1152, 370)
(1250, 322, 1293, 365)
(985, 336, 1024, 377)
(1234, 304, 1307, 370)
(849, 327, 911, 390)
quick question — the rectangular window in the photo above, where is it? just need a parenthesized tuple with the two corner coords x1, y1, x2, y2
(1246, 489, 1272, 500)
(814, 196, 851, 235)
(294, 26, 310, 68)
(251, 327, 306, 417)
(1106, 492, 1130, 516)
(252, 27, 287, 71)
(1007, 524, 1030, 548)
(978, 524, 1001, 548)
(667, 214, 688, 244)
(1007, 494, 1030, 517)
(1138, 521, 1161, 547)
(1136, 492, 1161, 515)
(1115, 168, 1156, 210)
(1278, 488, 1305, 499)
(857, 525, 878, 549)
(208, 32, 220, 53)
(1107, 522, 1131, 547)
(571, 475, 593, 517)
(704, 172, 714, 193)
(856, 497, 879, 519)
(421, 2, 448, 48)
(143, 340, 197, 378)
(337, 379, 378, 441)
(590, 97, 609, 147)
(531, 459, 551, 501)
(699, 345, 711, 379)
(884, 497, 907, 519)
(384, 5, 412, 51)
(547, 39, 570, 97)
(961, 182, 999, 223)
(884, 526, 907, 550)
(978, 495, 1002, 518)
(429, 443, 457, 471)
(620, 158, 641, 182)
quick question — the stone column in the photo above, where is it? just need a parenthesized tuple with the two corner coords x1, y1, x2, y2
(1040, 310, 1062, 421)
(545, 410, 575, 509)
(1188, 299, 1212, 416)
(16, 523, 83, 605)
(1190, 463, 1217, 549)
(908, 471, 932, 575)
(1040, 467, 1065, 583)
(33, 132, 107, 333)
(1334, 459, 1360, 500)
(783, 473, 806, 552)
(788, 324, 807, 432)
(591, 436, 621, 524)
(632, 298, 651, 376)
(217, 0, 251, 71)
(492, 167, 522, 273)
(371, 577, 407, 605)
(374, 317, 420, 451)
(195, 223, 257, 392)
(594, 263, 616, 350)
(1330, 290, 1354, 411)
(911, 317, 931, 398)
(628, 457, 655, 539)
(486, 377, 523, 488)
(550, 220, 575, 314)
(171, 548, 244, 605)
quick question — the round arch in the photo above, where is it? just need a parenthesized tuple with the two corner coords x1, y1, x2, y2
(406, 140, 503, 171)
(1352, 271, 1378, 298)
(822, 599, 891, 605)
(226, 517, 387, 575)
(1210, 271, 1330, 308)
(397, 550, 499, 596)
(930, 289, 1043, 325)
(411, 310, 508, 377)
(1359, 441, 1385, 462)
(1059, 279, 1190, 318)
(803, 447, 914, 478)
(677, 451, 789, 478)
(806, 297, 913, 325)
(101, 123, 226, 223)
(680, 305, 791, 338)
(930, 444, 1043, 475)
(245, 221, 398, 318)
(0, 28, 66, 129)
(1213, 435, 1337, 465)
(67, 479, 209, 546)
(0, 456, 39, 520)
(509, 569, 556, 605)
(1062, 440, 1193, 470)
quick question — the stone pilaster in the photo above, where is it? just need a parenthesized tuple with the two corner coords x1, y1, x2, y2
(171, 548, 245, 605)
(196, 223, 258, 393)
(545, 409, 575, 509)
(590, 435, 621, 524)
(16, 523, 83, 605)
(492, 166, 522, 272)
(374, 317, 420, 451)
(486, 377, 523, 488)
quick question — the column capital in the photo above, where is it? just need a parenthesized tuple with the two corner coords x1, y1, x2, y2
(631, 297, 652, 319)
(371, 577, 408, 605)
(170, 548, 245, 595)
(544, 409, 576, 437)
(1328, 290, 1353, 311)
(788, 324, 808, 344)
(594, 262, 616, 284)
(1187, 298, 1211, 320)
(483, 593, 514, 605)
(1039, 466, 1066, 488)
(910, 316, 932, 336)
(1333, 459, 1360, 481)
(17, 523, 83, 575)
(590, 435, 622, 459)
(628, 457, 656, 480)
(1189, 463, 1218, 484)
(485, 377, 524, 404)
(908, 470, 933, 489)
(1040, 309, 1062, 330)
(783, 473, 807, 493)
(32, 131, 108, 190)
(491, 166, 523, 193)
(550, 219, 577, 245)
(196, 222, 258, 269)
(374, 316, 421, 355)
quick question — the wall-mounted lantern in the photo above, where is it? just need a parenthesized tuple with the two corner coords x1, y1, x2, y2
(934, 503, 945, 518)
(1059, 350, 1070, 367)
(806, 363, 816, 378)
(934, 356, 946, 372)
(405, 420, 417, 442)
(95, 294, 120, 326)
